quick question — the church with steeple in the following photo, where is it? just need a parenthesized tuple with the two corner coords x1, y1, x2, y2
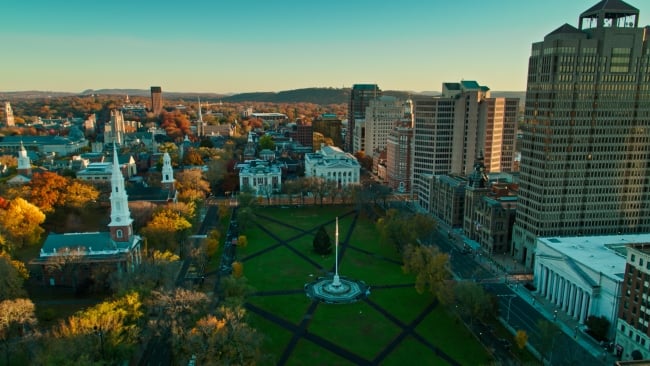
(33, 145, 142, 288)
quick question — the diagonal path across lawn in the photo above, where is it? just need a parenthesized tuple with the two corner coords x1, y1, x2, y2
(241, 207, 470, 365)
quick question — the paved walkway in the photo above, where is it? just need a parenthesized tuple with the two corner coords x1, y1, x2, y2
(239, 209, 462, 366)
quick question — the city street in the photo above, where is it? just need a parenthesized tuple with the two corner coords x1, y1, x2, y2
(430, 222, 608, 365)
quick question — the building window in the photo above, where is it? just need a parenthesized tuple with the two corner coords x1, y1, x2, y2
(116, 229, 123, 238)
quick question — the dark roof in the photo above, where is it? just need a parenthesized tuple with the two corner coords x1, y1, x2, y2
(443, 82, 461, 90)
(41, 232, 115, 252)
(546, 23, 584, 37)
(581, 0, 638, 17)
(352, 84, 380, 90)
(127, 185, 173, 202)
(460, 80, 480, 90)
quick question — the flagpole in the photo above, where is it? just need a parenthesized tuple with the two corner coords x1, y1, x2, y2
(333, 217, 340, 286)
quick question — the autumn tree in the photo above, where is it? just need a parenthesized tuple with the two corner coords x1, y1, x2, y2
(37, 292, 143, 365)
(179, 306, 264, 366)
(514, 330, 528, 350)
(313, 225, 332, 255)
(237, 235, 248, 249)
(0, 198, 45, 252)
(141, 208, 192, 254)
(182, 148, 204, 166)
(204, 229, 221, 258)
(401, 243, 453, 305)
(377, 209, 436, 252)
(160, 110, 192, 141)
(454, 281, 494, 326)
(27, 171, 69, 213)
(232, 261, 244, 278)
(110, 249, 180, 295)
(0, 253, 28, 301)
(176, 169, 211, 203)
(129, 201, 158, 231)
(0, 298, 37, 365)
(258, 134, 275, 151)
(61, 180, 100, 210)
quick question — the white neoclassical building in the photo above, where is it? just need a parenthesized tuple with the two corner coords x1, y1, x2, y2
(304, 145, 360, 187)
(237, 159, 284, 196)
(534, 234, 650, 338)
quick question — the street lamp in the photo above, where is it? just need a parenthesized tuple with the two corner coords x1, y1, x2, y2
(93, 325, 105, 359)
(498, 294, 517, 323)
(553, 309, 558, 321)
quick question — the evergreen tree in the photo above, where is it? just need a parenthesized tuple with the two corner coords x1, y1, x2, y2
(312, 226, 332, 255)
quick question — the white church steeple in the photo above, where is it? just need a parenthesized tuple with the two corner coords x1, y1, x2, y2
(108, 144, 134, 242)
(161, 151, 175, 192)
(16, 141, 32, 176)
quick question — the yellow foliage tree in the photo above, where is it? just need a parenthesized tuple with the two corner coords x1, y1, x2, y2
(401, 244, 453, 305)
(0, 198, 45, 252)
(141, 208, 192, 253)
(237, 235, 248, 248)
(232, 261, 244, 278)
(514, 329, 528, 350)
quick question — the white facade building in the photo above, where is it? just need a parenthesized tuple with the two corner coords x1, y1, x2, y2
(304, 145, 360, 187)
(238, 160, 283, 196)
(534, 234, 650, 337)
(354, 96, 403, 156)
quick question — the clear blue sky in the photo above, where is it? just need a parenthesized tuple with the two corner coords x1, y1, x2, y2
(1, 0, 646, 94)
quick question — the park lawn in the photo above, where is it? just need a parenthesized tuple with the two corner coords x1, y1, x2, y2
(308, 301, 402, 360)
(246, 314, 293, 366)
(247, 293, 313, 325)
(341, 249, 411, 286)
(416, 307, 493, 365)
(243, 246, 323, 291)
(255, 206, 355, 232)
(369, 287, 433, 325)
(287, 339, 357, 366)
(381, 336, 449, 366)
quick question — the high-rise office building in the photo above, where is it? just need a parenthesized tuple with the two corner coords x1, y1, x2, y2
(346, 84, 381, 152)
(4, 102, 14, 127)
(150, 86, 163, 115)
(413, 81, 517, 213)
(353, 96, 403, 155)
(481, 98, 519, 173)
(512, 0, 650, 268)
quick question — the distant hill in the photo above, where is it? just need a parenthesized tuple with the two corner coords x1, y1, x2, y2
(1, 88, 525, 106)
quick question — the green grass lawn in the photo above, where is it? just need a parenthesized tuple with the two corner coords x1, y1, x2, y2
(239, 206, 492, 365)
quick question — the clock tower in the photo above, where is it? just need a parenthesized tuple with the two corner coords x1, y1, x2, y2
(108, 144, 134, 242)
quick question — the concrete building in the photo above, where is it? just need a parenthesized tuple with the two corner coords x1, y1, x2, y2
(512, 0, 650, 269)
(305, 145, 360, 187)
(289, 122, 313, 150)
(386, 124, 414, 193)
(430, 175, 467, 228)
(533, 234, 650, 341)
(104, 110, 125, 146)
(150, 86, 163, 115)
(353, 96, 403, 155)
(346, 84, 381, 152)
(413, 81, 516, 213)
(616, 243, 650, 361)
(464, 161, 518, 255)
(481, 98, 519, 173)
(4, 102, 14, 126)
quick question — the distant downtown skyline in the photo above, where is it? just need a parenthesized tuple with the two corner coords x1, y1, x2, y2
(1, 0, 647, 94)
